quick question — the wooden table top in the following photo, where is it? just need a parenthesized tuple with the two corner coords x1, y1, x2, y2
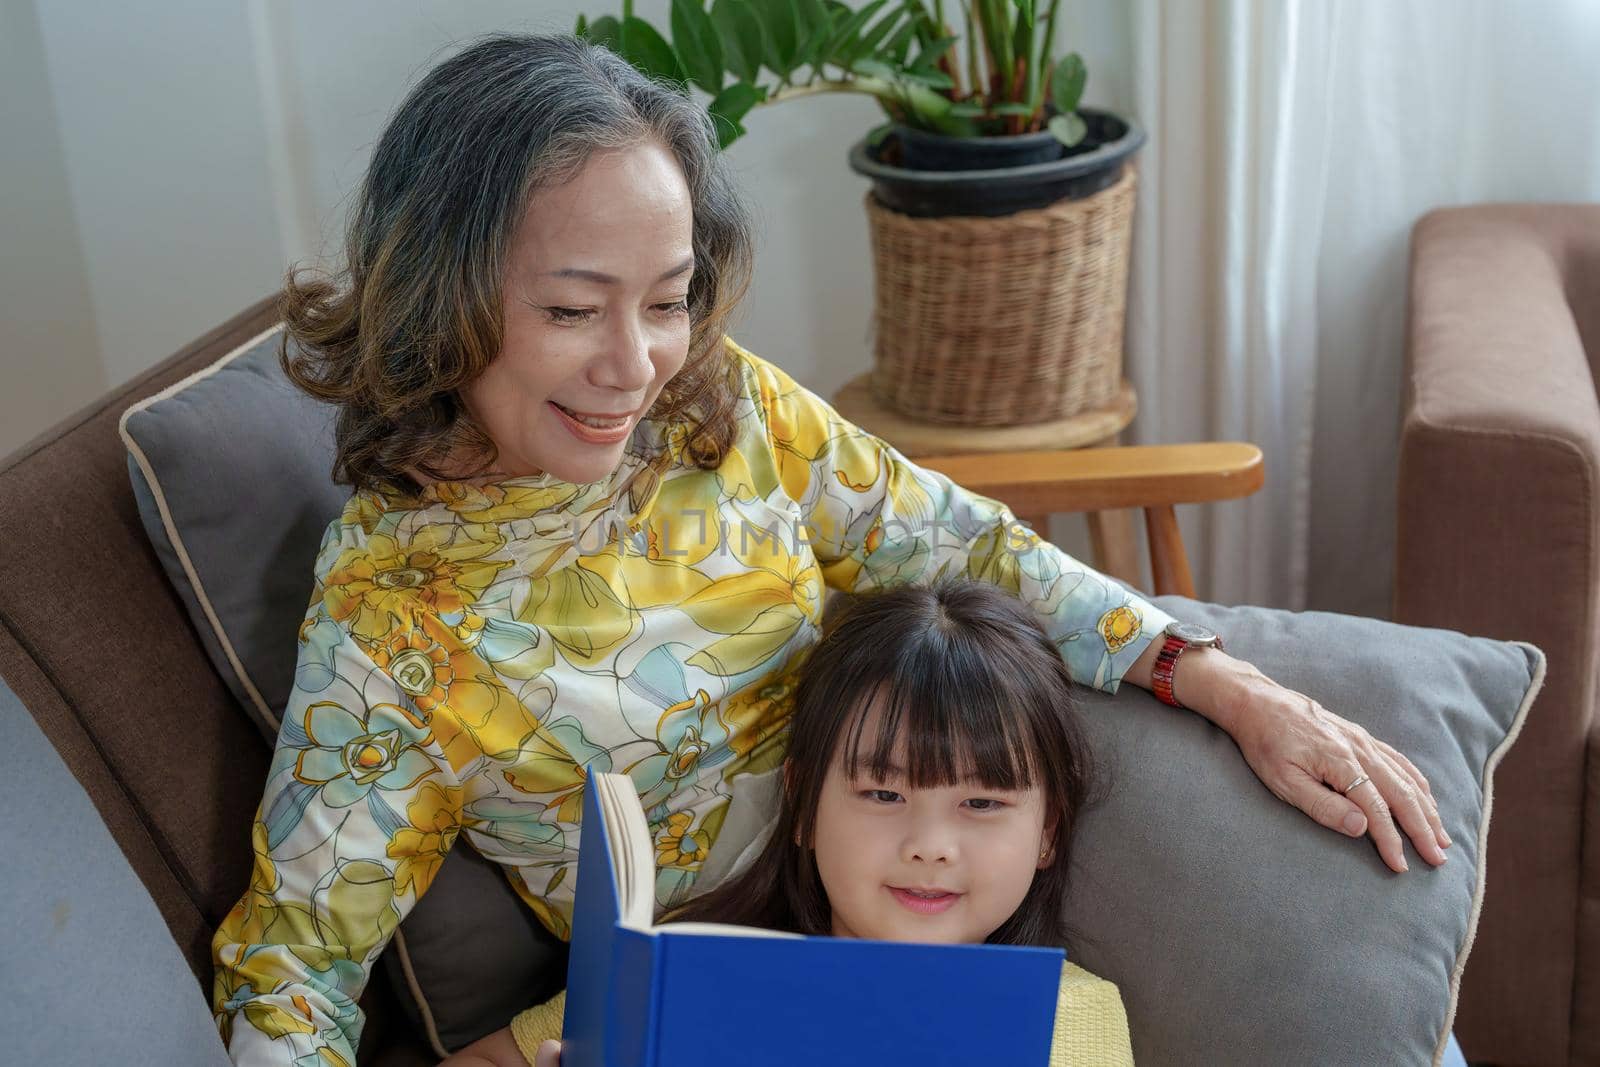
(830, 373, 1137, 458)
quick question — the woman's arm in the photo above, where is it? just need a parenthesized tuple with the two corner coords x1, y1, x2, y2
(746, 347, 1448, 873)
(748, 349, 1171, 695)
(212, 608, 467, 1063)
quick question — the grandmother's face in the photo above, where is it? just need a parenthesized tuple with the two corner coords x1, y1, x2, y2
(465, 140, 694, 484)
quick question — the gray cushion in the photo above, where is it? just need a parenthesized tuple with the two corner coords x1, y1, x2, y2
(117, 331, 1539, 1063)
(119, 323, 346, 739)
(1066, 597, 1538, 1066)
(383, 839, 569, 1053)
(0, 677, 233, 1066)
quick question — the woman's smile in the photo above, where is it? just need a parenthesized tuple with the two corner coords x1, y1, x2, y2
(548, 400, 640, 444)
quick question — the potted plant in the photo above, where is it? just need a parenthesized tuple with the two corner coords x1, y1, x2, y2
(577, 0, 1144, 426)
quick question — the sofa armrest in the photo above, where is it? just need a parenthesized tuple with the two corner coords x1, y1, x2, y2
(1397, 205, 1600, 701)
(1396, 205, 1600, 1066)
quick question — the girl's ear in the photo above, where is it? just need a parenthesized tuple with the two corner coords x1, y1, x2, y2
(1037, 821, 1058, 870)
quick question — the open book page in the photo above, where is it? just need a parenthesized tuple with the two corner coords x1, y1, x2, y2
(593, 771, 800, 939)
(593, 772, 655, 930)
(658, 921, 800, 939)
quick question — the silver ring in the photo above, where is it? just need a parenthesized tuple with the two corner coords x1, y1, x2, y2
(1343, 773, 1372, 795)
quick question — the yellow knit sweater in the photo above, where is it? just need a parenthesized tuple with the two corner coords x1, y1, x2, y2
(509, 959, 1134, 1066)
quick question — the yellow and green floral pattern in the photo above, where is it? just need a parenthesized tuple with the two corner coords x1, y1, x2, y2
(211, 342, 1173, 1063)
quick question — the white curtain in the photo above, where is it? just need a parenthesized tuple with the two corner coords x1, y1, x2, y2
(1082, 0, 1600, 615)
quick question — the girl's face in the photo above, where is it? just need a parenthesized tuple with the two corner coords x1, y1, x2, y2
(462, 140, 695, 485)
(809, 705, 1053, 945)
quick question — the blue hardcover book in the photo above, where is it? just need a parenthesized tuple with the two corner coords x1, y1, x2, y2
(561, 770, 1066, 1067)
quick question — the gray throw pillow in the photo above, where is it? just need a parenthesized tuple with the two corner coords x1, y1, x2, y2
(1, 678, 233, 1066)
(119, 323, 346, 740)
(1063, 597, 1538, 1065)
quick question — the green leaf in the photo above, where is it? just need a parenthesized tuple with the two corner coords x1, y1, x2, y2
(897, 65, 954, 89)
(1048, 111, 1087, 147)
(711, 117, 747, 149)
(754, 0, 802, 78)
(1051, 51, 1087, 114)
(707, 81, 764, 147)
(1010, 9, 1036, 94)
(899, 81, 973, 135)
(1013, 0, 1035, 25)
(991, 102, 1033, 116)
(851, 57, 900, 81)
(618, 16, 688, 88)
(575, 13, 588, 37)
(884, 14, 919, 64)
(795, 0, 833, 70)
(671, 0, 725, 94)
(712, 0, 766, 84)
(908, 34, 957, 74)
(586, 14, 622, 50)
(948, 102, 987, 117)
(822, 0, 892, 66)
(842, 4, 907, 67)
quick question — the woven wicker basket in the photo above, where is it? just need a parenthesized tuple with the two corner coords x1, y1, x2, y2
(865, 164, 1137, 426)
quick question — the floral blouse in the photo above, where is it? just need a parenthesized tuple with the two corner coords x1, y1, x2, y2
(211, 341, 1175, 1063)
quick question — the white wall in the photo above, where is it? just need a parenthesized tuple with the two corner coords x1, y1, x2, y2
(1, 0, 105, 453)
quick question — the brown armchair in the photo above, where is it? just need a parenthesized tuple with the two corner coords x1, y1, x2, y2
(1396, 204, 1600, 1067)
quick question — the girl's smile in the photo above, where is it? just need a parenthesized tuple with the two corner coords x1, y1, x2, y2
(887, 886, 964, 915)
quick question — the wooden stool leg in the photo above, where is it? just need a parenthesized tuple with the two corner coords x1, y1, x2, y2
(1087, 509, 1143, 589)
(1144, 504, 1196, 598)
(1085, 431, 1143, 590)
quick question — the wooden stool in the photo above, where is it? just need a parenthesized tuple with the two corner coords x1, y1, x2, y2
(830, 374, 1144, 588)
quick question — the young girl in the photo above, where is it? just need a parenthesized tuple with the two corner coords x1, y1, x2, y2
(446, 580, 1134, 1067)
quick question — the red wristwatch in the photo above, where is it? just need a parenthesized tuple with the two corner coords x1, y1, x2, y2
(1151, 622, 1224, 710)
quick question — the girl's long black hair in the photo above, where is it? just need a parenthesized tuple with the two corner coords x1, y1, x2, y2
(668, 579, 1094, 947)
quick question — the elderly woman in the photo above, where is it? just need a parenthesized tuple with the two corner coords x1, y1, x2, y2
(212, 33, 1449, 1064)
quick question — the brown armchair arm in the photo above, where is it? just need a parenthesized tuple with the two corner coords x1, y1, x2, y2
(1395, 204, 1600, 1065)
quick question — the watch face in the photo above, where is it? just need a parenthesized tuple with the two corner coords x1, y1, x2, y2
(1166, 621, 1220, 646)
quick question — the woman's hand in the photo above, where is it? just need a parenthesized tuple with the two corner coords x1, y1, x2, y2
(1157, 647, 1452, 873)
(535, 1039, 562, 1067)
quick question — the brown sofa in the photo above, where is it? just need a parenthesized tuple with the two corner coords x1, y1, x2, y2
(1396, 203, 1600, 1067)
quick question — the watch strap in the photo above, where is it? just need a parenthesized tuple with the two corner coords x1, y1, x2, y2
(1152, 635, 1188, 708)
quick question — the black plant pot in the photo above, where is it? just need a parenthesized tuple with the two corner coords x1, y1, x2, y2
(848, 107, 1146, 218)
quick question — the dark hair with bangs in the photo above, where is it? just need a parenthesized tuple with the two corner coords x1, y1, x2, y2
(279, 33, 753, 495)
(668, 580, 1093, 948)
